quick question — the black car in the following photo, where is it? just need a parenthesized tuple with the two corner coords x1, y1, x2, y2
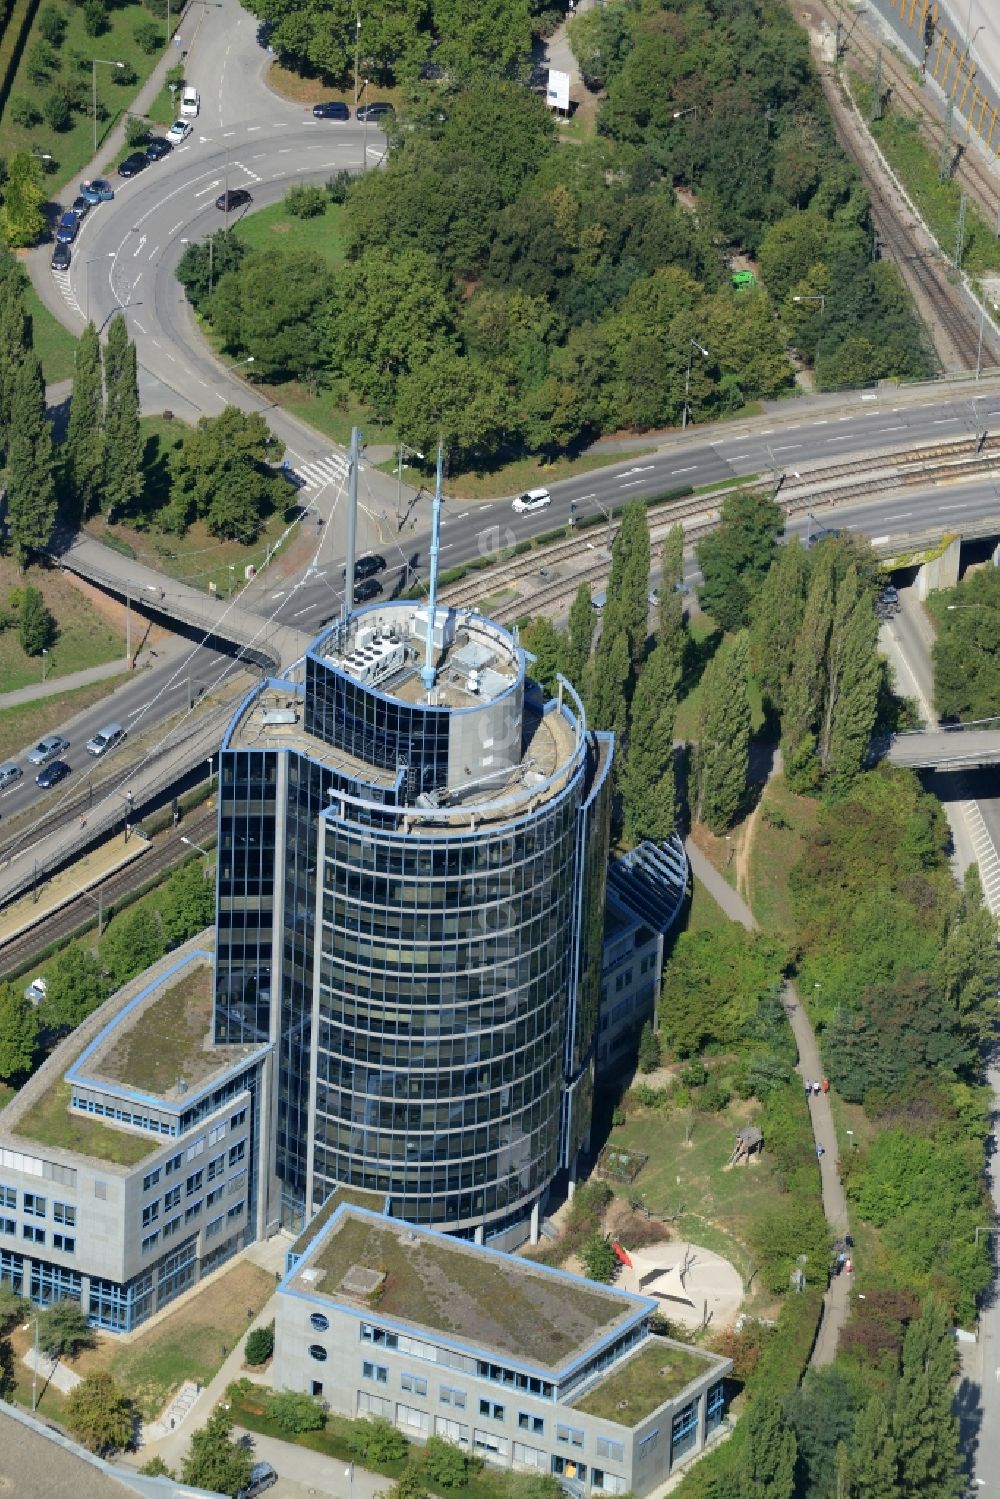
(51, 241, 71, 271)
(313, 100, 350, 120)
(36, 759, 71, 789)
(71, 195, 91, 219)
(356, 102, 393, 122)
(216, 189, 252, 212)
(118, 152, 148, 178)
(351, 553, 387, 580)
(353, 578, 383, 603)
(145, 136, 172, 162)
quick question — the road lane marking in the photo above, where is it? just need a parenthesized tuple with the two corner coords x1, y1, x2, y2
(168, 221, 184, 234)
(671, 465, 697, 474)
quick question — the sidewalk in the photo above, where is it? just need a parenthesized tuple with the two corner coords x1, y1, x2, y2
(685, 827, 852, 1366)
(0, 656, 128, 712)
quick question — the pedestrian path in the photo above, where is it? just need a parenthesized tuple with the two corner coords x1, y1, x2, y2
(685, 827, 852, 1367)
(0, 656, 128, 713)
(23, 1346, 81, 1395)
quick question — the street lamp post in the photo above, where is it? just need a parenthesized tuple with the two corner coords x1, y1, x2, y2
(793, 293, 827, 313)
(683, 338, 710, 430)
(361, 78, 370, 171)
(395, 442, 425, 526)
(180, 835, 212, 859)
(92, 59, 125, 152)
(354, 13, 361, 107)
(41, 648, 48, 682)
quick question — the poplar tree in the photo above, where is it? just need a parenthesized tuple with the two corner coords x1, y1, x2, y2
(65, 322, 105, 520)
(605, 498, 650, 672)
(695, 631, 751, 834)
(824, 566, 881, 790)
(738, 1392, 797, 1499)
(749, 537, 810, 714)
(657, 522, 686, 692)
(102, 314, 143, 522)
(851, 1398, 900, 1499)
(0, 268, 31, 463)
(782, 555, 834, 790)
(520, 616, 564, 697)
(7, 351, 56, 570)
(891, 1301, 961, 1499)
(621, 643, 676, 843)
(588, 626, 630, 739)
(566, 582, 595, 692)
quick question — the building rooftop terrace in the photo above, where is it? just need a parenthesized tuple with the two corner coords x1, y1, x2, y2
(291, 1208, 643, 1372)
(571, 1338, 720, 1427)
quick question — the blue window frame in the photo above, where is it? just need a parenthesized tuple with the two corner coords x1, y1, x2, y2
(88, 1272, 153, 1332)
(706, 1380, 726, 1435)
(362, 1361, 387, 1382)
(637, 1429, 659, 1461)
(671, 1401, 698, 1464)
(30, 1261, 82, 1307)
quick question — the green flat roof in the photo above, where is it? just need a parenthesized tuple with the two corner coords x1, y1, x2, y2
(572, 1339, 715, 1426)
(303, 1210, 636, 1371)
(290, 1186, 388, 1258)
(11, 1081, 159, 1166)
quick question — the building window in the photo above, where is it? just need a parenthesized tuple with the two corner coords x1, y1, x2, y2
(53, 1203, 76, 1227)
(164, 1152, 183, 1176)
(518, 1413, 544, 1435)
(227, 1202, 244, 1222)
(185, 1171, 203, 1197)
(671, 1401, 699, 1464)
(30, 1261, 82, 1307)
(206, 1214, 225, 1240)
(401, 1373, 428, 1396)
(0, 1218, 13, 1237)
(52, 1234, 75, 1253)
(357, 1391, 392, 1419)
(228, 1139, 246, 1167)
(551, 1456, 586, 1481)
(397, 1404, 430, 1433)
(185, 1201, 202, 1223)
(206, 1187, 224, 1210)
(163, 1216, 182, 1240)
(230, 1108, 247, 1130)
(141, 1231, 159, 1253)
(706, 1380, 726, 1435)
(513, 1442, 546, 1470)
(440, 1387, 466, 1409)
(437, 1417, 470, 1445)
(22, 1225, 45, 1245)
(142, 1169, 161, 1192)
(208, 1124, 225, 1146)
(228, 1171, 247, 1197)
(596, 1437, 624, 1462)
(207, 1154, 225, 1183)
(360, 1323, 398, 1350)
(141, 1201, 160, 1227)
(556, 1425, 584, 1448)
(0, 1187, 15, 1210)
(362, 1361, 387, 1383)
(474, 1430, 509, 1459)
(593, 1470, 627, 1493)
(310, 1313, 329, 1333)
(637, 1429, 659, 1461)
(23, 1194, 45, 1219)
(311, 1380, 323, 1398)
(479, 1400, 504, 1422)
(308, 1344, 328, 1362)
(186, 1138, 205, 1161)
(164, 1186, 181, 1210)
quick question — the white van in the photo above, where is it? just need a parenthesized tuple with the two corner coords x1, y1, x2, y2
(180, 85, 200, 118)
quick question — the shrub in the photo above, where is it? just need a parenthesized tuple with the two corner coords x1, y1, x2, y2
(37, 5, 67, 45)
(700, 1076, 732, 1112)
(83, 0, 108, 36)
(133, 18, 162, 54)
(264, 1389, 325, 1435)
(8, 96, 40, 127)
(422, 1434, 481, 1489)
(326, 168, 353, 202)
(43, 87, 72, 131)
(19, 587, 55, 655)
(25, 40, 57, 85)
(580, 1231, 618, 1283)
(637, 1020, 661, 1073)
(124, 116, 149, 148)
(285, 183, 327, 218)
(350, 1415, 409, 1465)
(244, 1320, 274, 1365)
(114, 60, 137, 86)
(681, 1059, 708, 1088)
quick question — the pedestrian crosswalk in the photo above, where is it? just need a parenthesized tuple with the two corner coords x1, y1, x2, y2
(960, 795, 1000, 916)
(52, 268, 82, 319)
(294, 453, 351, 491)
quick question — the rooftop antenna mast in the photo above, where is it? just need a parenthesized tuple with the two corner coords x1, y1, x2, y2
(342, 426, 361, 631)
(420, 439, 445, 692)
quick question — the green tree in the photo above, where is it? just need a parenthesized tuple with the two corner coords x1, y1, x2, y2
(782, 556, 834, 790)
(100, 906, 164, 988)
(65, 1371, 134, 1455)
(659, 927, 785, 1056)
(605, 499, 651, 672)
(937, 863, 1000, 1052)
(212, 246, 335, 383)
(695, 632, 751, 834)
(65, 322, 105, 519)
(588, 626, 630, 738)
(18, 586, 55, 656)
(738, 1392, 797, 1499)
(657, 523, 686, 691)
(176, 230, 246, 314)
(696, 489, 784, 633)
(0, 982, 38, 1080)
(891, 1301, 961, 1499)
(40, 946, 108, 1030)
(38, 1299, 95, 1359)
(748, 539, 810, 714)
(620, 643, 676, 843)
(393, 348, 508, 470)
(580, 1231, 618, 1283)
(386, 1468, 428, 1499)
(160, 859, 216, 947)
(820, 564, 880, 788)
(181, 1407, 253, 1497)
(749, 1195, 831, 1294)
(432, 0, 532, 79)
(786, 1366, 860, 1499)
(565, 583, 595, 692)
(0, 259, 31, 462)
(423, 1434, 480, 1490)
(244, 1321, 274, 1366)
(167, 406, 284, 542)
(264, 1389, 325, 1434)
(851, 1397, 900, 1499)
(138, 1457, 175, 1478)
(350, 1415, 409, 1464)
(637, 1020, 661, 1073)
(7, 351, 57, 569)
(102, 315, 143, 523)
(520, 617, 564, 697)
(932, 567, 1000, 720)
(0, 151, 46, 247)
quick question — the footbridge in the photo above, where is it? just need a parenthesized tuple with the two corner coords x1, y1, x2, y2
(886, 719, 1000, 770)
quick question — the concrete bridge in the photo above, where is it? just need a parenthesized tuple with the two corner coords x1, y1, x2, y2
(52, 531, 311, 673)
(887, 720, 1000, 770)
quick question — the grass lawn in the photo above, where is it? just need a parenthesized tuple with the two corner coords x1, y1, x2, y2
(0, 554, 125, 694)
(95, 961, 215, 1094)
(73, 1260, 275, 1418)
(684, 875, 736, 935)
(747, 775, 819, 938)
(12, 1079, 159, 1165)
(573, 1340, 714, 1424)
(259, 377, 395, 451)
(233, 199, 347, 264)
(0, 675, 130, 761)
(0, 2, 178, 192)
(24, 282, 78, 385)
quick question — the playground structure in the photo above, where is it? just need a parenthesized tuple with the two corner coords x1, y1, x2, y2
(725, 1125, 764, 1169)
(613, 1239, 745, 1331)
(596, 1146, 649, 1184)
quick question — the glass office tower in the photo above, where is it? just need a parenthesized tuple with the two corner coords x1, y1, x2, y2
(216, 603, 612, 1242)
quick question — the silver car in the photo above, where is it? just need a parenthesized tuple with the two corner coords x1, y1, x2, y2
(0, 762, 22, 789)
(27, 734, 70, 766)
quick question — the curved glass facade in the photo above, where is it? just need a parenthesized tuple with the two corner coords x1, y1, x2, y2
(216, 605, 613, 1237)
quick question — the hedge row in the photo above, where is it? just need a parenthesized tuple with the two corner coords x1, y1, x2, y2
(0, 0, 41, 119)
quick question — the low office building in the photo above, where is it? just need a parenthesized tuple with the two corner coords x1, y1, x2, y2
(0, 939, 270, 1330)
(273, 1200, 730, 1497)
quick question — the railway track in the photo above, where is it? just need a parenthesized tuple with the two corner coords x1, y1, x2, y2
(0, 806, 218, 973)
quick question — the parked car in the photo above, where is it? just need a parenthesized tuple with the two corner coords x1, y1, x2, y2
(80, 177, 114, 203)
(55, 211, 79, 244)
(70, 195, 90, 218)
(51, 241, 72, 272)
(313, 100, 350, 119)
(808, 526, 841, 547)
(85, 723, 126, 758)
(216, 189, 252, 212)
(354, 554, 386, 580)
(512, 488, 551, 515)
(166, 119, 192, 145)
(180, 85, 200, 118)
(0, 762, 23, 789)
(353, 578, 382, 603)
(144, 136, 172, 162)
(279, 459, 306, 489)
(237, 1463, 277, 1499)
(118, 152, 148, 178)
(27, 734, 70, 766)
(356, 101, 393, 122)
(23, 977, 47, 1005)
(36, 760, 71, 789)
